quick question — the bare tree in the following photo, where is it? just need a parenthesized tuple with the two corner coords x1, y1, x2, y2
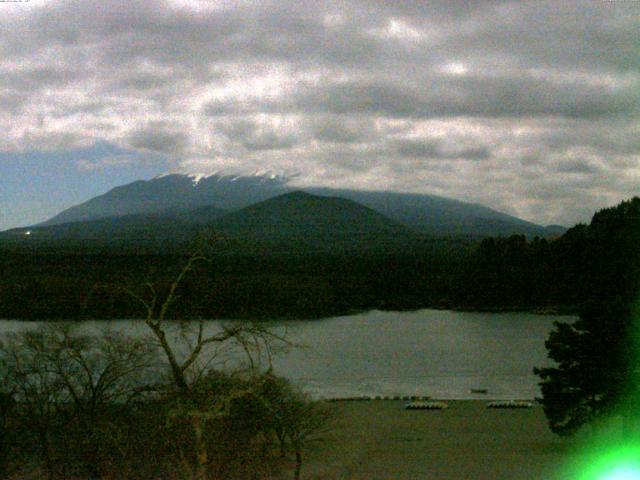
(1, 324, 158, 479)
(259, 375, 334, 480)
(107, 247, 289, 480)
(112, 250, 286, 389)
(1, 328, 68, 480)
(287, 400, 333, 480)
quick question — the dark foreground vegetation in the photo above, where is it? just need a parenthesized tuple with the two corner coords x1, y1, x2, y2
(1, 197, 638, 320)
(0, 321, 332, 480)
(0, 253, 334, 480)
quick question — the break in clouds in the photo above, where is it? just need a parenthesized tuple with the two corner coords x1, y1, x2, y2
(1, 0, 639, 225)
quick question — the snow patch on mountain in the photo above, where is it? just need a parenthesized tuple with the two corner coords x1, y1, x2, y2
(155, 167, 298, 186)
(154, 171, 210, 185)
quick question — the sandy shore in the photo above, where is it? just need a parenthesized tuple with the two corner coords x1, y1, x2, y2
(288, 400, 585, 480)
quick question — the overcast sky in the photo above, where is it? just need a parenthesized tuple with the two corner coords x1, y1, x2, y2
(0, 0, 638, 230)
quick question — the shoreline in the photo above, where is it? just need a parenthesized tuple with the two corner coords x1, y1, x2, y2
(0, 304, 578, 322)
(323, 395, 538, 402)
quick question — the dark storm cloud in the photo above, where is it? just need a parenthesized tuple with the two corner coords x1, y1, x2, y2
(292, 76, 639, 119)
(104, 71, 179, 95)
(127, 125, 188, 155)
(0, 66, 81, 92)
(0, 0, 638, 225)
(555, 160, 602, 175)
(309, 116, 376, 144)
(203, 99, 258, 117)
(394, 138, 491, 161)
(242, 131, 299, 152)
(215, 119, 299, 151)
(533, 124, 640, 158)
(444, 1, 640, 74)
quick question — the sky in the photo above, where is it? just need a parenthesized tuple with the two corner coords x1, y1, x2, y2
(0, 0, 638, 230)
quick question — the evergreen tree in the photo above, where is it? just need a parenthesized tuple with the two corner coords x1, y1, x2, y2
(535, 300, 633, 435)
(535, 197, 640, 436)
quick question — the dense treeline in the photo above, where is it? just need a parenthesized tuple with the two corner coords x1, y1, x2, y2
(457, 233, 580, 310)
(459, 197, 640, 311)
(0, 240, 474, 320)
(0, 197, 637, 320)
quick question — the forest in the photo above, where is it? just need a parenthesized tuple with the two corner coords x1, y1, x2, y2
(0, 197, 638, 321)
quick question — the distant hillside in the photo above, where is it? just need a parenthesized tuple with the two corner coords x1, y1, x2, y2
(0, 212, 204, 252)
(33, 172, 564, 238)
(0, 192, 415, 254)
(208, 191, 416, 252)
(306, 188, 555, 237)
(0, 202, 228, 250)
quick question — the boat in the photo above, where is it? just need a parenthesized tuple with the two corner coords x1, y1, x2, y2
(405, 401, 448, 410)
(486, 400, 533, 409)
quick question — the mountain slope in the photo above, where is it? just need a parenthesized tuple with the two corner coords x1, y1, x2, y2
(1, 191, 414, 253)
(40, 172, 290, 226)
(0, 206, 228, 252)
(208, 191, 416, 251)
(306, 188, 548, 237)
(33, 172, 564, 237)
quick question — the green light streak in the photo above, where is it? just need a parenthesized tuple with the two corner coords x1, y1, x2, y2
(554, 215, 640, 479)
(606, 467, 640, 480)
(567, 444, 640, 480)
(564, 293, 640, 479)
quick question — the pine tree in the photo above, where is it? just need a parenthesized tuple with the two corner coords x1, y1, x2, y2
(535, 197, 640, 436)
(535, 300, 633, 435)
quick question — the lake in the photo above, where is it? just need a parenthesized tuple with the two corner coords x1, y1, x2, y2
(0, 309, 572, 400)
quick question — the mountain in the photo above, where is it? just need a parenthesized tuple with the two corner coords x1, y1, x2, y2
(306, 188, 553, 237)
(208, 191, 415, 251)
(40, 172, 290, 226)
(0, 206, 229, 252)
(541, 225, 568, 237)
(0, 191, 414, 253)
(33, 172, 564, 238)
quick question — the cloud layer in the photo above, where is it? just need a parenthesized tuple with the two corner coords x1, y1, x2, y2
(1, 0, 639, 225)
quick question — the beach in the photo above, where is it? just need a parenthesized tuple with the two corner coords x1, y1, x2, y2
(288, 400, 584, 480)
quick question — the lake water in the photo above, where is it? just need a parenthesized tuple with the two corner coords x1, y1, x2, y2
(0, 309, 572, 400)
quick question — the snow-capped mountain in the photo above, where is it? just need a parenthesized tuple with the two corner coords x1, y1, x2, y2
(35, 171, 564, 237)
(40, 171, 292, 227)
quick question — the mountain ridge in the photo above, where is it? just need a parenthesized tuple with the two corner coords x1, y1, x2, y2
(31, 173, 564, 238)
(0, 191, 415, 254)
(39, 173, 290, 227)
